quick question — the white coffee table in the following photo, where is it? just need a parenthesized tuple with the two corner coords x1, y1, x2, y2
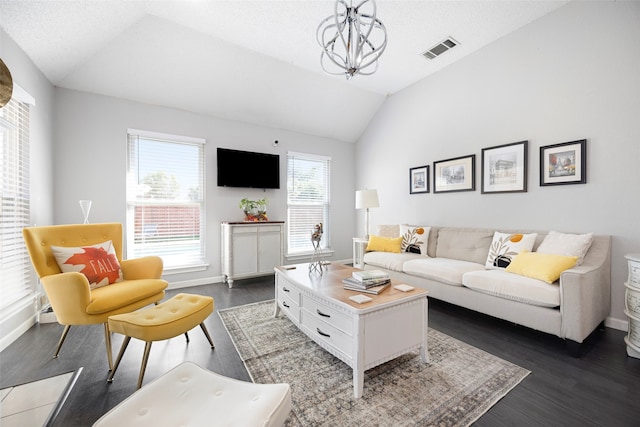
(274, 263, 429, 398)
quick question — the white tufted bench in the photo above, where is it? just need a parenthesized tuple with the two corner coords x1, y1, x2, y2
(94, 361, 291, 427)
(107, 293, 215, 389)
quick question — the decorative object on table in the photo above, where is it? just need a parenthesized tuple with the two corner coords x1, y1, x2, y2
(355, 188, 379, 239)
(309, 223, 326, 274)
(239, 197, 268, 221)
(79, 199, 92, 224)
(342, 269, 390, 293)
(481, 140, 528, 194)
(624, 253, 640, 358)
(0, 58, 13, 108)
(219, 300, 530, 426)
(540, 139, 587, 186)
(316, 0, 387, 80)
(433, 154, 476, 193)
(409, 165, 429, 194)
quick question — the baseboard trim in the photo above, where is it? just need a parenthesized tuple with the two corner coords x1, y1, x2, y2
(168, 276, 225, 290)
(606, 316, 628, 332)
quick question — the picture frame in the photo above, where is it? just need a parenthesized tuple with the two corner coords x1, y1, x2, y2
(409, 165, 429, 194)
(540, 139, 587, 186)
(433, 155, 475, 193)
(481, 141, 528, 194)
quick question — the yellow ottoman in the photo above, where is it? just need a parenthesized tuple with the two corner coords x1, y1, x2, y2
(107, 293, 215, 389)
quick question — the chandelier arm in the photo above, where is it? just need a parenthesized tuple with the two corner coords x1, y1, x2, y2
(356, 27, 387, 69)
(318, 13, 351, 72)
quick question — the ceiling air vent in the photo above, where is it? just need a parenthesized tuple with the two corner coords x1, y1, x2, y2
(422, 37, 459, 60)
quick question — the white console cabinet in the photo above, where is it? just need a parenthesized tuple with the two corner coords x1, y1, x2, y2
(624, 253, 640, 358)
(221, 221, 284, 288)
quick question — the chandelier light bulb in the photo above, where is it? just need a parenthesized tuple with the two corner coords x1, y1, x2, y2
(317, 0, 387, 79)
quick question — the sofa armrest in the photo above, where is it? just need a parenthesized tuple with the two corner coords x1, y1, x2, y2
(559, 236, 611, 343)
(120, 256, 164, 280)
(41, 272, 92, 325)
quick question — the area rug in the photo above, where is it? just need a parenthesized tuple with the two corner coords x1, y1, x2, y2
(219, 300, 530, 427)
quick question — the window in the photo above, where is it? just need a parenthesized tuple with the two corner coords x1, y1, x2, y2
(0, 96, 32, 319)
(287, 151, 331, 255)
(126, 129, 205, 270)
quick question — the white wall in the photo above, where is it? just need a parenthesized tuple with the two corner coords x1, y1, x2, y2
(1, 29, 55, 350)
(53, 88, 356, 286)
(355, 1, 640, 326)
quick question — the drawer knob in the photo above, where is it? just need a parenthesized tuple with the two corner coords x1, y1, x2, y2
(317, 328, 331, 338)
(283, 301, 290, 308)
(283, 287, 290, 292)
(316, 309, 331, 318)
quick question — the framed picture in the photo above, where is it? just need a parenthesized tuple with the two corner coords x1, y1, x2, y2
(481, 141, 528, 194)
(433, 155, 475, 193)
(540, 139, 587, 186)
(409, 165, 429, 194)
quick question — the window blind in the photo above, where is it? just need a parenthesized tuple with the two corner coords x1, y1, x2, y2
(0, 97, 32, 315)
(126, 130, 205, 269)
(287, 151, 331, 254)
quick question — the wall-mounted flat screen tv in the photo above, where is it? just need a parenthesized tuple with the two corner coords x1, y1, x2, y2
(217, 147, 280, 189)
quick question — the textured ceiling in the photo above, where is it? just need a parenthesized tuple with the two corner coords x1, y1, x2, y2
(0, 1, 568, 142)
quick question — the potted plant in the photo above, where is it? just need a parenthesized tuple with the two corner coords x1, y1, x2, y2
(239, 198, 268, 221)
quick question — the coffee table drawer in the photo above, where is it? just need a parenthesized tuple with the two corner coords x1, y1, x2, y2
(277, 279, 301, 303)
(300, 310, 352, 359)
(278, 292, 300, 323)
(302, 295, 353, 335)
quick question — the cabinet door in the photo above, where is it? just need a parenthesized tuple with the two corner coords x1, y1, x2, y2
(231, 228, 258, 275)
(257, 227, 282, 274)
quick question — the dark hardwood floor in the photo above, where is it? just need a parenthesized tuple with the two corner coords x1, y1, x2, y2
(1, 276, 639, 426)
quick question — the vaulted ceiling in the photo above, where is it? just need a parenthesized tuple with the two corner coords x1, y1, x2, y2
(0, 1, 567, 142)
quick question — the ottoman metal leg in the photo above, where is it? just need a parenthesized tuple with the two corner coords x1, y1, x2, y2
(200, 323, 215, 349)
(137, 342, 153, 389)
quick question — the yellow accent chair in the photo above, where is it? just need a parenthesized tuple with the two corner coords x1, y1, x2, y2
(22, 223, 168, 370)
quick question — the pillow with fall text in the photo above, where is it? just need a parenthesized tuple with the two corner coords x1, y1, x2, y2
(51, 240, 123, 289)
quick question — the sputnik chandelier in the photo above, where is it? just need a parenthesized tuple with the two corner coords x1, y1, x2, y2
(316, 0, 387, 80)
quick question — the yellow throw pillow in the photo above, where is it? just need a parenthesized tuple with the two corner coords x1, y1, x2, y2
(506, 251, 578, 283)
(366, 235, 403, 253)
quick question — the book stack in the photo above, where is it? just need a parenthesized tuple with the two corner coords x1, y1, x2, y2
(343, 270, 391, 294)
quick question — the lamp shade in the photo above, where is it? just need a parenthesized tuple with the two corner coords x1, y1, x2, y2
(355, 189, 379, 209)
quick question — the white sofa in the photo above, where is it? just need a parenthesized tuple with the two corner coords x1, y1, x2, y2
(362, 226, 611, 356)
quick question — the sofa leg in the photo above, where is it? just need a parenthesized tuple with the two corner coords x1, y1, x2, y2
(566, 340, 582, 358)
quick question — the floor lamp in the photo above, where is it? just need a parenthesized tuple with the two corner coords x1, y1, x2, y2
(355, 189, 379, 239)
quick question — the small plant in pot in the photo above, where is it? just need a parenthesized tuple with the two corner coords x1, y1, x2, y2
(239, 198, 268, 221)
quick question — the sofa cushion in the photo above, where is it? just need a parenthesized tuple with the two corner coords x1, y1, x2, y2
(435, 228, 494, 264)
(375, 224, 400, 238)
(506, 251, 578, 283)
(462, 270, 560, 307)
(400, 225, 430, 255)
(363, 251, 423, 272)
(366, 235, 403, 253)
(402, 258, 486, 286)
(536, 230, 593, 265)
(485, 232, 537, 269)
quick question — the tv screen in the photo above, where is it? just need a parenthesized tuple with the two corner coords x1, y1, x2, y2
(217, 147, 280, 189)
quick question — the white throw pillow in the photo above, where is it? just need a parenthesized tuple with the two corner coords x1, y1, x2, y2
(536, 231, 593, 266)
(485, 232, 537, 269)
(400, 224, 431, 255)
